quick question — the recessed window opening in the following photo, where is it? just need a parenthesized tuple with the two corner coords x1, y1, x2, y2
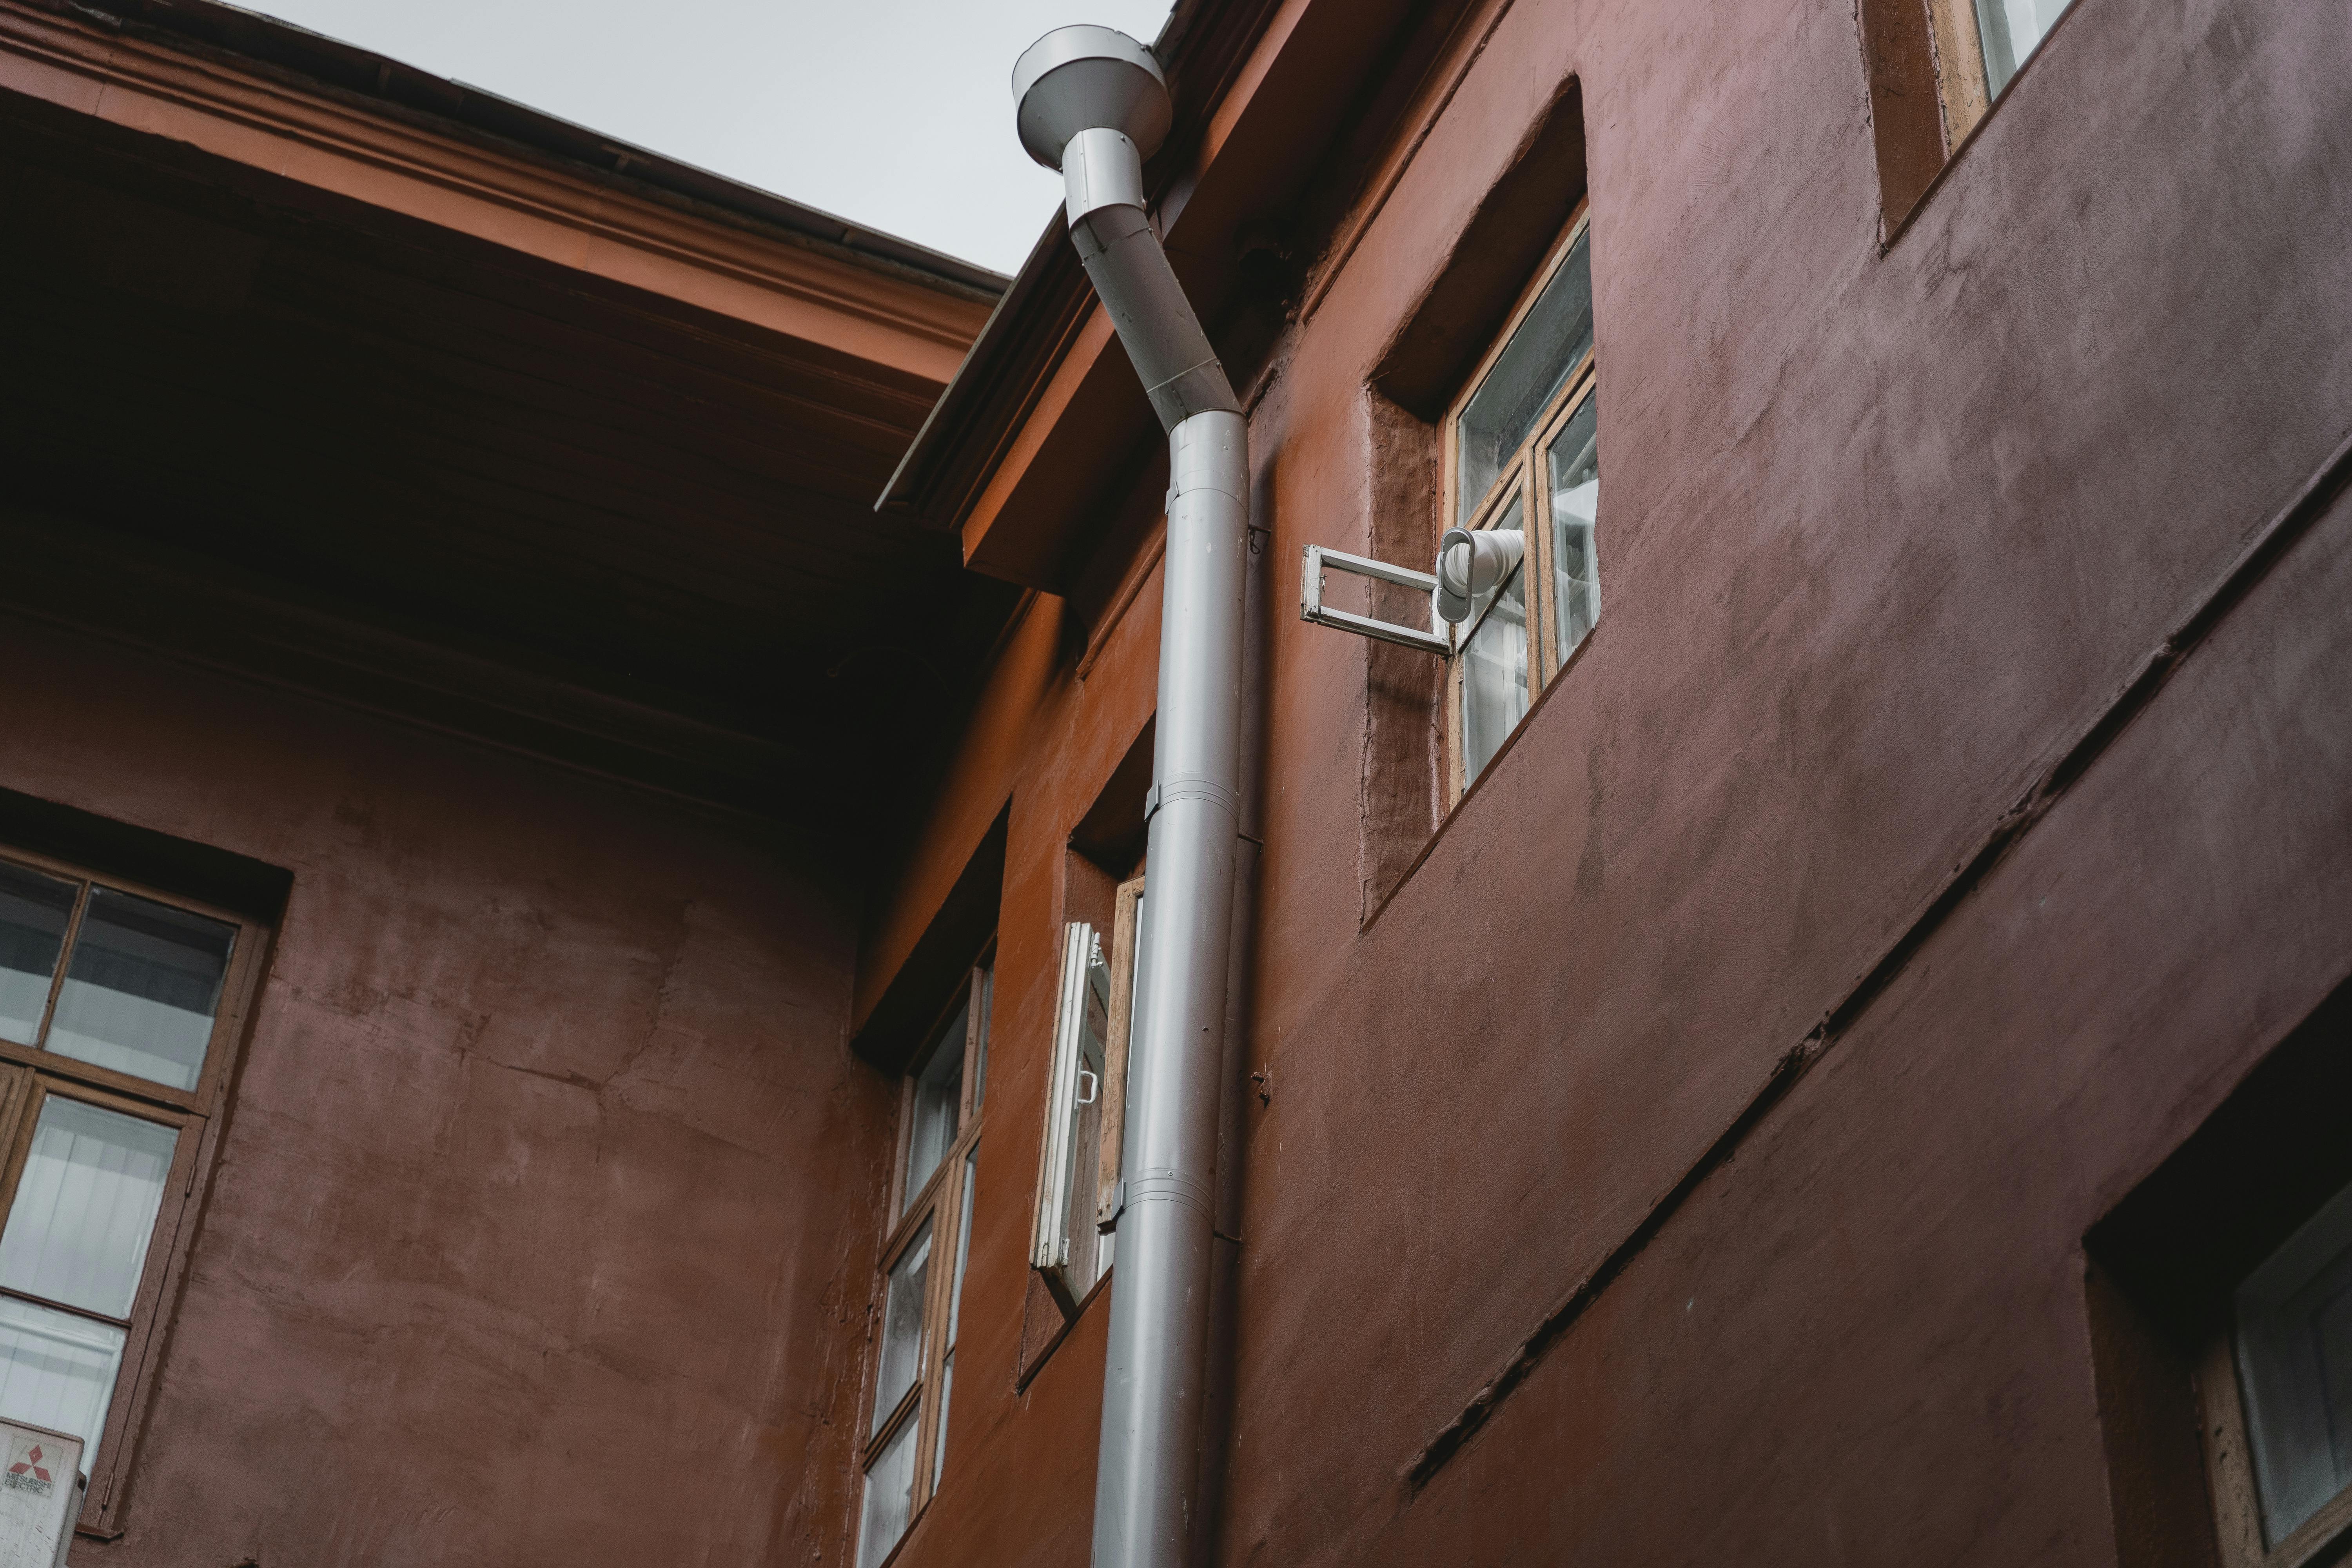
(1033, 872, 1143, 1314)
(2083, 983, 2352, 1568)
(1973, 0, 2076, 98)
(2222, 1176, 2352, 1557)
(1864, 0, 2087, 232)
(0, 846, 266, 1535)
(1299, 92, 1596, 829)
(858, 951, 992, 1568)
(1444, 202, 1600, 796)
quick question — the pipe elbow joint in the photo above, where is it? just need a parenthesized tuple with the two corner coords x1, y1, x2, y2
(1436, 525, 1525, 624)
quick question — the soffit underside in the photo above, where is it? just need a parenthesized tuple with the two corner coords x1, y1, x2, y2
(0, 87, 1022, 828)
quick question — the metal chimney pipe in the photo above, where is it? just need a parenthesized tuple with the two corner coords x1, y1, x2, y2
(1013, 27, 1247, 1568)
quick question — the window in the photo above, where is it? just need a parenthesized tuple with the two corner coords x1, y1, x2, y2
(1963, 0, 2075, 98)
(1919, 0, 2081, 138)
(858, 955, 991, 1568)
(1031, 875, 1142, 1313)
(0, 849, 263, 1534)
(1862, 0, 2086, 231)
(1298, 206, 1600, 799)
(1443, 203, 1599, 795)
(2199, 1176, 2352, 1568)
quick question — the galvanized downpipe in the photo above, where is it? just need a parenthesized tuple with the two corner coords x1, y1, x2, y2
(1013, 27, 1247, 1568)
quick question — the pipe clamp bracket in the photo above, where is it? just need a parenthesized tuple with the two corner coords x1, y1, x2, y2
(1144, 775, 1240, 824)
(1126, 1166, 1213, 1220)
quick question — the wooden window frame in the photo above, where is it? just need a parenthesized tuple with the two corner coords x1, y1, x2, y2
(1923, 0, 1994, 148)
(0, 843, 270, 1539)
(861, 950, 992, 1565)
(1096, 875, 1142, 1243)
(2195, 1311, 2352, 1568)
(1439, 200, 1598, 803)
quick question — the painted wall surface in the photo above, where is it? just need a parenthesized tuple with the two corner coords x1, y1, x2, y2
(873, 0, 2352, 1562)
(0, 617, 892, 1566)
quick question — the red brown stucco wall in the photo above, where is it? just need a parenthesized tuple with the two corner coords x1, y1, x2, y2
(1219, 0, 2352, 1557)
(0, 615, 892, 1566)
(869, 0, 2352, 1561)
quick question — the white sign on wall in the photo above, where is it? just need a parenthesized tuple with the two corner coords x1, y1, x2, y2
(0, 1421, 83, 1568)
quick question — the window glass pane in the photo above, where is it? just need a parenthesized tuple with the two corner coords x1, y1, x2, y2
(1975, 0, 2075, 96)
(871, 1220, 930, 1438)
(934, 1147, 978, 1491)
(902, 1014, 964, 1216)
(0, 1296, 125, 1463)
(2235, 1178, 2352, 1544)
(0, 864, 74, 1047)
(1457, 228, 1593, 518)
(855, 1407, 919, 1568)
(969, 967, 993, 1114)
(47, 888, 234, 1091)
(1059, 939, 1113, 1297)
(1546, 394, 1601, 661)
(1461, 495, 1530, 788)
(0, 1097, 178, 1319)
(1129, 897, 1146, 1011)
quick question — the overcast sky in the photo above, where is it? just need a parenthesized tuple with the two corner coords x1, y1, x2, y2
(238, 0, 1175, 276)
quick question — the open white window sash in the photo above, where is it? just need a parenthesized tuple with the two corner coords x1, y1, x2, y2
(1031, 922, 1106, 1278)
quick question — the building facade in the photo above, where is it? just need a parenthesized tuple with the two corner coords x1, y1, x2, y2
(865, 0, 2352, 1564)
(0, 0, 2346, 1564)
(0, 0, 1006, 1559)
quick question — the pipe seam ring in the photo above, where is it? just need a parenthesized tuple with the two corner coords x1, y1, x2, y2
(1069, 192, 1148, 230)
(1144, 775, 1240, 823)
(1126, 1166, 1214, 1218)
(1146, 361, 1238, 428)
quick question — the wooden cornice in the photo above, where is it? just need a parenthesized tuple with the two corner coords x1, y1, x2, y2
(0, 0, 994, 386)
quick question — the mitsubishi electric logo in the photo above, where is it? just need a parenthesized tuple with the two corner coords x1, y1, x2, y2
(2, 1439, 54, 1496)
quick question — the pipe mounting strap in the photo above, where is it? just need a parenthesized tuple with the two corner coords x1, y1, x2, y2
(1144, 775, 1240, 824)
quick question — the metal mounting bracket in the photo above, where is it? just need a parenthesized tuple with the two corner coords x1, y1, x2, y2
(1299, 544, 1453, 655)
(1098, 1177, 1126, 1235)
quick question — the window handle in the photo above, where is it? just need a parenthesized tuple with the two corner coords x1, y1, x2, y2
(1076, 1066, 1099, 1106)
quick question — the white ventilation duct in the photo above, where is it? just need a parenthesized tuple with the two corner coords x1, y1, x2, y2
(1435, 525, 1525, 625)
(1013, 26, 1247, 1568)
